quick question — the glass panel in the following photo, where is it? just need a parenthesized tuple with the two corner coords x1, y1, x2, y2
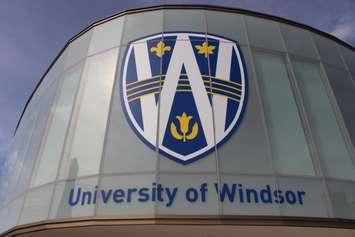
(0, 141, 19, 204)
(158, 153, 216, 172)
(96, 174, 156, 216)
(328, 179, 355, 219)
(291, 59, 355, 179)
(163, 9, 205, 32)
(339, 46, 355, 77)
(244, 16, 285, 51)
(205, 10, 247, 45)
(88, 17, 124, 55)
(0, 197, 23, 233)
(220, 174, 279, 215)
(6, 105, 40, 201)
(219, 46, 274, 174)
(157, 174, 219, 215)
(49, 176, 98, 219)
(0, 151, 12, 204)
(122, 10, 163, 45)
(31, 63, 83, 187)
(59, 48, 119, 179)
(325, 66, 355, 147)
(101, 46, 157, 174)
(279, 23, 318, 59)
(0, 207, 5, 233)
(278, 176, 330, 217)
(28, 51, 67, 111)
(64, 30, 92, 70)
(312, 33, 346, 69)
(15, 81, 59, 193)
(41, 49, 68, 91)
(18, 184, 54, 225)
(253, 51, 314, 176)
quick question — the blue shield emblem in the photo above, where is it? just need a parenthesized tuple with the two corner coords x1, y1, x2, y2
(120, 32, 248, 164)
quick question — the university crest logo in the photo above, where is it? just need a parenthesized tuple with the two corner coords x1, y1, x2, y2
(121, 32, 248, 164)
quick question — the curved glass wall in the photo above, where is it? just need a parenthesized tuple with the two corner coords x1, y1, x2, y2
(0, 6, 355, 234)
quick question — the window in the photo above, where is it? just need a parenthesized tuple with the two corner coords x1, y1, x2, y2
(291, 59, 355, 180)
(253, 51, 314, 175)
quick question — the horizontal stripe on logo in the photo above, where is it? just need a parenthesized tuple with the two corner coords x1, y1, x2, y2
(127, 77, 241, 103)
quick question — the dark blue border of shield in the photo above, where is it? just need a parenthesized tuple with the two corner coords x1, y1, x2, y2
(119, 31, 249, 165)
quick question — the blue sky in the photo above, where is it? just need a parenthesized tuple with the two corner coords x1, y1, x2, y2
(0, 0, 354, 166)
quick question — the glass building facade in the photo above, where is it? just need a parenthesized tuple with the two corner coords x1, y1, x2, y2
(0, 5, 355, 236)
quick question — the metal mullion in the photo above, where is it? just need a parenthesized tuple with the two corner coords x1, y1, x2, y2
(204, 9, 222, 216)
(154, 10, 164, 217)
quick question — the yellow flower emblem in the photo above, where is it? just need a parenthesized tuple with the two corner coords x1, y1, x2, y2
(170, 112, 198, 142)
(195, 41, 215, 58)
(150, 41, 171, 58)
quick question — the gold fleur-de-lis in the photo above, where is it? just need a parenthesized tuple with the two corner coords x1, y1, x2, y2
(195, 41, 215, 58)
(150, 41, 171, 58)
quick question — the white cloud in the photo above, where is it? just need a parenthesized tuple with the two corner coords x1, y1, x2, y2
(0, 132, 12, 159)
(331, 22, 354, 41)
(330, 12, 355, 43)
